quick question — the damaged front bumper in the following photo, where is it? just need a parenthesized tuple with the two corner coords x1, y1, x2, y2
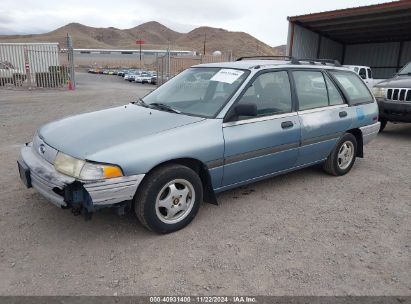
(17, 143, 145, 216)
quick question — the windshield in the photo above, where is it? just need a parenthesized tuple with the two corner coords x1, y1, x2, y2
(398, 62, 411, 75)
(142, 67, 250, 117)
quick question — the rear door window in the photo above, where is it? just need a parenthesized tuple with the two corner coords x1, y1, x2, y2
(293, 71, 328, 111)
(367, 68, 372, 79)
(329, 71, 373, 104)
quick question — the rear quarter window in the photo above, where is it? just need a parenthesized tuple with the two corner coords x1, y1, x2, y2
(329, 71, 373, 105)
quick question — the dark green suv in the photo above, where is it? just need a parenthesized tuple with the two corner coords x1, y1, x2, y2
(372, 62, 411, 131)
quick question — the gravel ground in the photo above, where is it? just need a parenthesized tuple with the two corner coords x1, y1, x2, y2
(0, 72, 410, 296)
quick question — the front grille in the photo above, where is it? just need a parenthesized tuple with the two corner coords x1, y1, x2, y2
(386, 88, 411, 102)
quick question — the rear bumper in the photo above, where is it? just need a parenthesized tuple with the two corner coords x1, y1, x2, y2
(360, 122, 380, 145)
(18, 143, 145, 211)
(377, 98, 411, 122)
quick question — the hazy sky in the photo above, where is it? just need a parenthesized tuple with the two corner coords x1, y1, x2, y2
(0, 0, 386, 46)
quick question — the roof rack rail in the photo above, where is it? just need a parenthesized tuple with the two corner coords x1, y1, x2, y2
(236, 55, 299, 64)
(296, 58, 342, 67)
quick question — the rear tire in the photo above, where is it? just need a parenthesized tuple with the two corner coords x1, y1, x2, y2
(323, 133, 357, 176)
(134, 164, 203, 234)
(379, 119, 387, 132)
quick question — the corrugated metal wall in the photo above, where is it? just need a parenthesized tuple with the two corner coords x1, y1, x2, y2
(344, 42, 400, 79)
(0, 43, 59, 72)
(286, 22, 293, 56)
(290, 24, 344, 61)
(288, 22, 411, 79)
(400, 41, 411, 66)
(291, 25, 319, 59)
(319, 37, 343, 62)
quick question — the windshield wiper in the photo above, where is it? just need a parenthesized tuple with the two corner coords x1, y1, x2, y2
(398, 72, 411, 76)
(132, 98, 150, 108)
(149, 102, 181, 114)
(132, 99, 181, 114)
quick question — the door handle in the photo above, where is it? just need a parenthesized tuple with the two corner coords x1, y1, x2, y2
(281, 121, 294, 129)
(339, 111, 348, 118)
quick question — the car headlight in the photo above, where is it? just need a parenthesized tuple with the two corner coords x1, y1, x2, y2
(372, 87, 386, 98)
(54, 152, 123, 180)
(80, 161, 123, 180)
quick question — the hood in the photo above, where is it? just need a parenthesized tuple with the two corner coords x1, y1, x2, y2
(375, 75, 411, 88)
(38, 104, 204, 160)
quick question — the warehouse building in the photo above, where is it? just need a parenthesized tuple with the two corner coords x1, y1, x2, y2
(73, 49, 195, 57)
(286, 0, 411, 79)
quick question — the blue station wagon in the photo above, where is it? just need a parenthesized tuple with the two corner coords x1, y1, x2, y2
(18, 57, 380, 233)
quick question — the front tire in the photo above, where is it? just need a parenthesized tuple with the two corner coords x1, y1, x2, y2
(134, 164, 203, 233)
(323, 133, 357, 176)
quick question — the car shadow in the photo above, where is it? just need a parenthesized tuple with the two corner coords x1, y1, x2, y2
(381, 123, 411, 139)
(214, 164, 326, 205)
(26, 164, 327, 238)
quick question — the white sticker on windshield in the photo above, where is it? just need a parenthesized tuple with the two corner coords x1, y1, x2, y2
(210, 69, 244, 84)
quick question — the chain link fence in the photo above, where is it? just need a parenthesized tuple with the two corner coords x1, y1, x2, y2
(0, 37, 75, 90)
(156, 54, 232, 85)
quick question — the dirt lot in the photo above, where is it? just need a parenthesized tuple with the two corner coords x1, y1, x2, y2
(0, 72, 410, 296)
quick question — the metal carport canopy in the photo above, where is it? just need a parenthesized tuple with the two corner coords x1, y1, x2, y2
(288, 0, 411, 45)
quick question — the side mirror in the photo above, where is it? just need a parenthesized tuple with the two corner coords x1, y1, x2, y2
(234, 103, 257, 117)
(226, 103, 257, 122)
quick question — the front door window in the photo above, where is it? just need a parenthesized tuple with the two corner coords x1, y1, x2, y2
(236, 71, 292, 119)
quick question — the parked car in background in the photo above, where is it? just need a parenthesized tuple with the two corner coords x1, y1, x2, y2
(18, 57, 380, 233)
(344, 65, 381, 89)
(0, 61, 25, 86)
(123, 72, 131, 80)
(127, 73, 139, 82)
(372, 61, 411, 131)
(117, 70, 129, 77)
(135, 73, 152, 84)
(124, 72, 137, 81)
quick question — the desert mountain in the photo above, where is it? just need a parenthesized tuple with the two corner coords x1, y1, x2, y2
(0, 22, 285, 57)
(272, 44, 286, 56)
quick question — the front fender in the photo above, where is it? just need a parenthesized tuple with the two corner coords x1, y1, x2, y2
(87, 119, 225, 177)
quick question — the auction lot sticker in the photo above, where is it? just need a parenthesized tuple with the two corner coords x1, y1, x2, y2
(211, 69, 244, 84)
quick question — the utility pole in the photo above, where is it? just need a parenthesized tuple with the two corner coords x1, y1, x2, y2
(67, 34, 75, 90)
(139, 41, 142, 63)
(203, 32, 206, 56)
(167, 40, 171, 81)
(135, 39, 146, 68)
